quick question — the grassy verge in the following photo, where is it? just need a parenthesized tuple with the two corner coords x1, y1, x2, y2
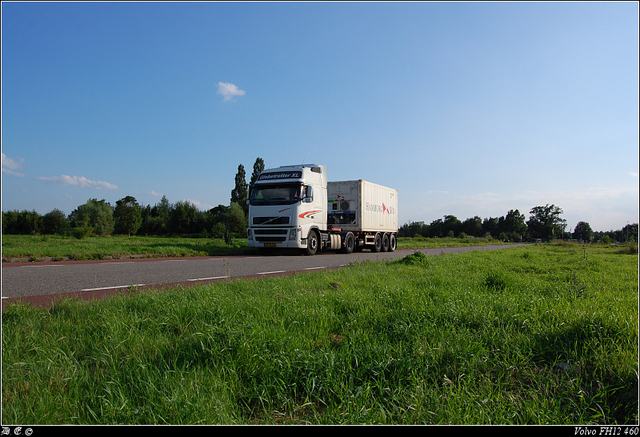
(1, 234, 505, 262)
(397, 235, 508, 249)
(0, 235, 254, 262)
(2, 244, 637, 424)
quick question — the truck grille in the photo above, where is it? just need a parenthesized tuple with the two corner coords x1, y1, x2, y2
(253, 216, 290, 225)
(254, 229, 288, 242)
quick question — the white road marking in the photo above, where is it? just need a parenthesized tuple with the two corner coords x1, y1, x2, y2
(257, 270, 287, 275)
(305, 266, 326, 270)
(188, 276, 229, 281)
(81, 284, 145, 292)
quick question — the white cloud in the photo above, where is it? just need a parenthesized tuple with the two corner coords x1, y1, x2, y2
(217, 82, 245, 102)
(2, 153, 25, 177)
(630, 171, 639, 178)
(183, 198, 213, 211)
(36, 175, 118, 190)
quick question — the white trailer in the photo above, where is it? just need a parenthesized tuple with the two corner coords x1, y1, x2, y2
(327, 180, 398, 252)
(247, 164, 398, 255)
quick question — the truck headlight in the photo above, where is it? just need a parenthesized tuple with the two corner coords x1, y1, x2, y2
(289, 228, 297, 240)
(247, 229, 253, 240)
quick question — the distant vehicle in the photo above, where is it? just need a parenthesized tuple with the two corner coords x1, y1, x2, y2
(247, 164, 398, 255)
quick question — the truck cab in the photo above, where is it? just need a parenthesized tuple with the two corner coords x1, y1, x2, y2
(247, 164, 327, 254)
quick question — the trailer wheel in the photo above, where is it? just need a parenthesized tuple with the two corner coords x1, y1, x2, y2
(381, 233, 390, 252)
(304, 230, 319, 256)
(389, 233, 397, 252)
(342, 232, 355, 254)
(372, 232, 382, 252)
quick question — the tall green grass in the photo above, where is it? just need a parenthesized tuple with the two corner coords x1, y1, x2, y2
(2, 244, 637, 424)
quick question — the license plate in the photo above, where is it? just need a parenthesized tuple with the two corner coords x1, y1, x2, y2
(265, 243, 277, 247)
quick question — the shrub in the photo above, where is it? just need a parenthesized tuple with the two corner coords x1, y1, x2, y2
(211, 222, 226, 239)
(398, 250, 429, 265)
(620, 241, 638, 254)
(72, 226, 93, 239)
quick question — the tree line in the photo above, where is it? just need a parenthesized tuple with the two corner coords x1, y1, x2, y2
(1, 158, 266, 240)
(2, 196, 239, 240)
(2, 156, 637, 244)
(400, 205, 638, 243)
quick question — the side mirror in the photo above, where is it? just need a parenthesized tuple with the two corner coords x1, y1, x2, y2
(303, 186, 313, 203)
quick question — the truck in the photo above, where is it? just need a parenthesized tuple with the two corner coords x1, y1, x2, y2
(247, 164, 398, 255)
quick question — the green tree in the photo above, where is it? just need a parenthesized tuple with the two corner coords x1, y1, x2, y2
(399, 221, 426, 238)
(114, 196, 143, 236)
(249, 157, 265, 199)
(1, 210, 42, 234)
(461, 216, 483, 237)
(2, 211, 17, 234)
(69, 199, 114, 236)
(206, 204, 230, 239)
(482, 217, 500, 239)
(443, 215, 462, 237)
(226, 201, 247, 234)
(42, 209, 68, 235)
(573, 221, 594, 242)
(427, 218, 444, 238)
(154, 195, 172, 234)
(209, 205, 229, 223)
(622, 223, 638, 242)
(139, 195, 172, 235)
(231, 164, 249, 214)
(527, 204, 566, 241)
(499, 209, 528, 241)
(169, 200, 199, 234)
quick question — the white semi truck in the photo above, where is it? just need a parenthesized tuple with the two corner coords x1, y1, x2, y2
(247, 164, 398, 255)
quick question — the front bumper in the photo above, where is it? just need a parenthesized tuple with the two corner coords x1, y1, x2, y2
(247, 227, 305, 249)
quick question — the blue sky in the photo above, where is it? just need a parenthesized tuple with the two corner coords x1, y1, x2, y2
(2, 1, 638, 232)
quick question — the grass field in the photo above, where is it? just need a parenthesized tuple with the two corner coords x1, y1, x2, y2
(0, 234, 505, 262)
(2, 242, 637, 425)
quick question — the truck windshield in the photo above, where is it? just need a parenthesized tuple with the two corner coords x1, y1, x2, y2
(250, 183, 302, 206)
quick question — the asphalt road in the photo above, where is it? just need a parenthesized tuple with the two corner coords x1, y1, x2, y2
(2, 244, 527, 308)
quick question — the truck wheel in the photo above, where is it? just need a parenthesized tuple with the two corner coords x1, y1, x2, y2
(372, 233, 382, 252)
(354, 240, 363, 252)
(342, 232, 355, 254)
(389, 233, 397, 252)
(381, 233, 390, 252)
(304, 230, 319, 256)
